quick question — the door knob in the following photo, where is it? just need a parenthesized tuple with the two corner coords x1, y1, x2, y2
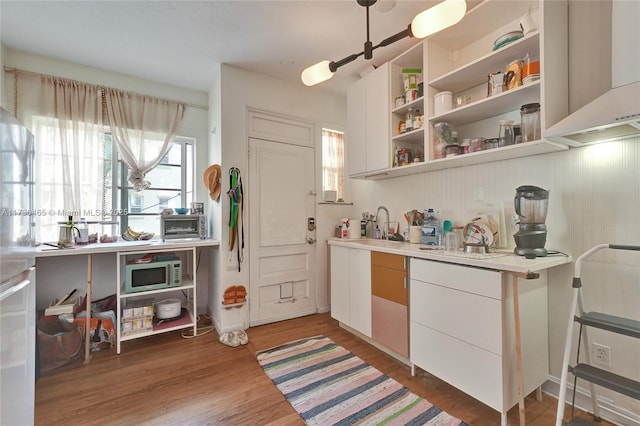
(307, 237, 316, 244)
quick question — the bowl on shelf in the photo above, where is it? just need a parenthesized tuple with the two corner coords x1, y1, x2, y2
(174, 208, 189, 215)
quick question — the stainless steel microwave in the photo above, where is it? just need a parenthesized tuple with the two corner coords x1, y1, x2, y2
(160, 214, 206, 241)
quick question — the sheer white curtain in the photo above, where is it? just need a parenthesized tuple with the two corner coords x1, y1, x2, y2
(15, 72, 105, 242)
(103, 88, 185, 191)
(322, 129, 345, 200)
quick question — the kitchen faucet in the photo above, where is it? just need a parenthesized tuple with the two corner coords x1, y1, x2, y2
(375, 206, 390, 240)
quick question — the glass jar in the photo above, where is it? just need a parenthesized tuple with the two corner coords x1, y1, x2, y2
(433, 122, 452, 159)
(469, 137, 485, 152)
(498, 120, 515, 147)
(445, 144, 462, 158)
(520, 103, 541, 142)
(484, 138, 499, 150)
(405, 107, 415, 132)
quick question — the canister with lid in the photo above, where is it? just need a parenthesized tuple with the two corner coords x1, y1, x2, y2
(520, 103, 541, 142)
(433, 91, 453, 116)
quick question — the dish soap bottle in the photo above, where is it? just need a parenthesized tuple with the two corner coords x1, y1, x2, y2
(421, 209, 442, 245)
(341, 219, 349, 239)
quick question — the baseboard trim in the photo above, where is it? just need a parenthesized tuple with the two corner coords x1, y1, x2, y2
(543, 376, 640, 426)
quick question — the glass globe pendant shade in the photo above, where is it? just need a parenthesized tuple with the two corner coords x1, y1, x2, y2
(411, 0, 467, 39)
(301, 60, 334, 86)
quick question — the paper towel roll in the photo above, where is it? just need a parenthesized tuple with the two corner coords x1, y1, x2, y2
(349, 219, 362, 239)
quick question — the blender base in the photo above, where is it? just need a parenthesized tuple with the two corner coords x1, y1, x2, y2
(514, 247, 548, 258)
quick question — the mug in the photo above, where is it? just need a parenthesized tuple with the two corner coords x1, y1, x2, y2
(519, 10, 537, 35)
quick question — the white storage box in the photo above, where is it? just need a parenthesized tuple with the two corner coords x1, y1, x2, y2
(121, 298, 154, 335)
(122, 298, 154, 319)
(45, 296, 81, 316)
(121, 317, 153, 335)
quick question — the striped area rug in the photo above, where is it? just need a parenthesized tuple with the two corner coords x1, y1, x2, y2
(257, 336, 468, 426)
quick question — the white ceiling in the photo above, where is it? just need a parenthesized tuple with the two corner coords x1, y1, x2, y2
(1, 0, 438, 97)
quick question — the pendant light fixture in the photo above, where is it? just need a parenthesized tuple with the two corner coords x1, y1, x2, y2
(301, 0, 467, 87)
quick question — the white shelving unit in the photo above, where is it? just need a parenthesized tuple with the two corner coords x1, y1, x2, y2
(115, 246, 197, 354)
(349, 0, 569, 180)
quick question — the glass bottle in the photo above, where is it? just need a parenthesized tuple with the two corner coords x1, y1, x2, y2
(498, 120, 515, 146)
(405, 107, 415, 132)
(421, 208, 442, 246)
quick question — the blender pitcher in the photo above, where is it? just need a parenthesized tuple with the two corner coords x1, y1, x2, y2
(514, 185, 549, 224)
(513, 185, 549, 257)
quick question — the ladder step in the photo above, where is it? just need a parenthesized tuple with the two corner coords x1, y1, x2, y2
(564, 417, 597, 426)
(571, 364, 640, 400)
(577, 312, 640, 338)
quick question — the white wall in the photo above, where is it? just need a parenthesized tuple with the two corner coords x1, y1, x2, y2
(2, 49, 212, 312)
(208, 64, 348, 333)
(349, 138, 640, 418)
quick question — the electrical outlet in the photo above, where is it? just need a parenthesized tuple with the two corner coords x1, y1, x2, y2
(593, 343, 611, 367)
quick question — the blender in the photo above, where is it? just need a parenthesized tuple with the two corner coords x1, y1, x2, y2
(513, 185, 549, 258)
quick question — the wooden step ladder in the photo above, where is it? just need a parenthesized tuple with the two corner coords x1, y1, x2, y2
(555, 244, 640, 425)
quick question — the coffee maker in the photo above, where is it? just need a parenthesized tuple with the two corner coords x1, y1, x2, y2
(513, 185, 549, 258)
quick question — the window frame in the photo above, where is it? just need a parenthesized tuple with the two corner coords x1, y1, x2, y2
(112, 136, 195, 233)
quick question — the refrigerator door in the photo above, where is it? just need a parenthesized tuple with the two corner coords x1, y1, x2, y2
(0, 108, 36, 424)
(0, 267, 35, 426)
(0, 106, 36, 281)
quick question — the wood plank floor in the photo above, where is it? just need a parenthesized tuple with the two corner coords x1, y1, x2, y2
(35, 313, 612, 426)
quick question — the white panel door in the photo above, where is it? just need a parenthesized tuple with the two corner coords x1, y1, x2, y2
(249, 138, 316, 326)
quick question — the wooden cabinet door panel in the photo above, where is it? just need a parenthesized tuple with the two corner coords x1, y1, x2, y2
(372, 295, 408, 357)
(371, 251, 406, 271)
(371, 265, 407, 305)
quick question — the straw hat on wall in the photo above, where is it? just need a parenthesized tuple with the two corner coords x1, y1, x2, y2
(203, 164, 222, 201)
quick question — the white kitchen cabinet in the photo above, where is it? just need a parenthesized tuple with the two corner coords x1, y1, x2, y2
(409, 258, 549, 425)
(346, 62, 390, 178)
(116, 246, 197, 354)
(329, 245, 371, 337)
(350, 0, 570, 180)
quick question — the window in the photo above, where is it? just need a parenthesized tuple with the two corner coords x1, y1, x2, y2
(322, 128, 345, 201)
(115, 136, 194, 236)
(33, 126, 194, 243)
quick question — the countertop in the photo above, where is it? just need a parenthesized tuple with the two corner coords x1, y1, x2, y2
(28, 238, 220, 258)
(327, 238, 572, 275)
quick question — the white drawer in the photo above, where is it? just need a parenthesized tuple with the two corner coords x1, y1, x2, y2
(410, 321, 504, 412)
(410, 280, 502, 354)
(410, 258, 502, 299)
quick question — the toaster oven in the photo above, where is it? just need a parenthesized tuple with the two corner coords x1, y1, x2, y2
(160, 214, 206, 241)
